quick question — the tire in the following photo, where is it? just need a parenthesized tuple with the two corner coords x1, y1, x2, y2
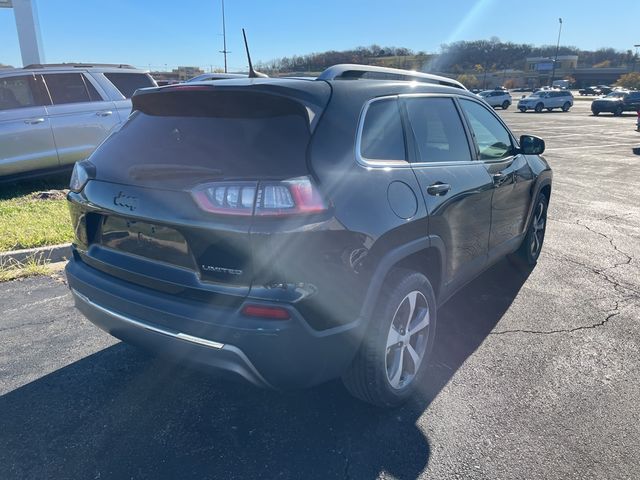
(502, 100, 510, 110)
(342, 269, 437, 408)
(534, 103, 544, 113)
(592, 110, 600, 116)
(614, 105, 623, 116)
(562, 102, 571, 112)
(519, 107, 527, 113)
(516, 192, 548, 266)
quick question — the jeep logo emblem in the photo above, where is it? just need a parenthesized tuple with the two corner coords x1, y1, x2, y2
(113, 191, 138, 211)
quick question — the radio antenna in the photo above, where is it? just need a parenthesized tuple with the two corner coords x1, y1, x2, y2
(242, 28, 268, 78)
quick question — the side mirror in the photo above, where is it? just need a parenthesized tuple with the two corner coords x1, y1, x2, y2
(519, 135, 545, 155)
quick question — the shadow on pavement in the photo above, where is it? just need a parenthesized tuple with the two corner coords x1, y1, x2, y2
(0, 258, 532, 479)
(0, 173, 70, 201)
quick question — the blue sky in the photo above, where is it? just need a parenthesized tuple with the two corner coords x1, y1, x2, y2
(1, 0, 638, 71)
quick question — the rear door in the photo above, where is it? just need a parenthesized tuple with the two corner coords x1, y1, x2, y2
(626, 91, 640, 111)
(401, 95, 494, 294)
(458, 98, 534, 258)
(42, 72, 119, 167)
(0, 73, 58, 176)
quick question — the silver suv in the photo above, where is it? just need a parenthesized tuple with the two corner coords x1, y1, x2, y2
(0, 63, 156, 179)
(477, 89, 512, 109)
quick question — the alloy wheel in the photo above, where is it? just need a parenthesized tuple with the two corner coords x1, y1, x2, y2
(385, 290, 430, 390)
(530, 200, 546, 258)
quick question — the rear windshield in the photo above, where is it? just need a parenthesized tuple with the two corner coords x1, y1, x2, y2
(89, 91, 312, 185)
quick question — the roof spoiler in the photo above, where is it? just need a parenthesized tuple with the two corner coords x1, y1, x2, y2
(317, 64, 466, 90)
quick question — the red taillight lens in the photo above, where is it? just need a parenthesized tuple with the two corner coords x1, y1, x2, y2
(241, 304, 291, 320)
(191, 176, 327, 216)
(192, 182, 257, 215)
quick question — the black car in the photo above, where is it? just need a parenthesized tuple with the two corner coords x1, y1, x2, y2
(591, 91, 640, 116)
(579, 86, 601, 96)
(65, 64, 552, 407)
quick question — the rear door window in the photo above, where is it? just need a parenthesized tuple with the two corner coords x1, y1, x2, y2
(404, 97, 472, 163)
(360, 98, 406, 162)
(104, 72, 155, 98)
(43, 73, 100, 104)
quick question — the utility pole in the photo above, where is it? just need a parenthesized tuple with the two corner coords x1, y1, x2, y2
(219, 0, 230, 73)
(634, 44, 640, 73)
(550, 17, 563, 85)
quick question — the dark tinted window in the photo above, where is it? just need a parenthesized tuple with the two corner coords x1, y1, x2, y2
(360, 98, 406, 161)
(0, 74, 45, 110)
(44, 73, 95, 104)
(628, 92, 640, 101)
(405, 97, 471, 163)
(460, 99, 513, 160)
(104, 72, 155, 98)
(91, 91, 312, 183)
(84, 78, 103, 101)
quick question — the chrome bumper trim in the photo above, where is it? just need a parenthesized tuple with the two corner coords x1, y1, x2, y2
(71, 288, 225, 349)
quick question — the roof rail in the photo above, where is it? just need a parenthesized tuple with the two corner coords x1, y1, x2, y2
(316, 64, 466, 90)
(23, 63, 137, 70)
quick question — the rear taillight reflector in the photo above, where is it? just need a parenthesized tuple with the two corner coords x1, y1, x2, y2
(191, 176, 327, 216)
(241, 304, 291, 320)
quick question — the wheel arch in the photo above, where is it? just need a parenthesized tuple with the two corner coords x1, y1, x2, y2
(359, 236, 445, 324)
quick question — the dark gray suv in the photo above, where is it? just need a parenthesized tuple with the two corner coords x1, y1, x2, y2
(66, 64, 552, 406)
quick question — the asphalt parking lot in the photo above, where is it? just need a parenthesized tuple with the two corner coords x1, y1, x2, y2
(1, 100, 639, 480)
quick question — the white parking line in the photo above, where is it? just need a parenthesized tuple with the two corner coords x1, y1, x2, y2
(546, 142, 639, 152)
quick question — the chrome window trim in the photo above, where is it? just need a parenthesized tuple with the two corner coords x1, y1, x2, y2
(356, 93, 489, 168)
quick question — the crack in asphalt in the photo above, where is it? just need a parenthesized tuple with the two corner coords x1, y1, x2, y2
(492, 216, 638, 336)
(546, 218, 639, 299)
(490, 302, 621, 336)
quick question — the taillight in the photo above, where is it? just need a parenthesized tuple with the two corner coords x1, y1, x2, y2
(191, 176, 327, 216)
(241, 304, 290, 320)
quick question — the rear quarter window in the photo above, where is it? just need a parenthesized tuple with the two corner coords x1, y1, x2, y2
(360, 98, 406, 162)
(104, 72, 155, 98)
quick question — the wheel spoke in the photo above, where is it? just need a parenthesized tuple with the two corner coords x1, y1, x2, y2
(405, 291, 418, 328)
(405, 344, 421, 373)
(388, 347, 404, 388)
(409, 309, 430, 336)
(386, 326, 402, 349)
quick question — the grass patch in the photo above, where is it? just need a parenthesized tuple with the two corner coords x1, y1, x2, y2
(0, 174, 74, 251)
(0, 255, 53, 282)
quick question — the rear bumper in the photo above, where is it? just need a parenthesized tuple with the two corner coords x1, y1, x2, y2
(66, 255, 364, 389)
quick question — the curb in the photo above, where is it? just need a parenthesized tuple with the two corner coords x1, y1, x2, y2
(0, 243, 71, 266)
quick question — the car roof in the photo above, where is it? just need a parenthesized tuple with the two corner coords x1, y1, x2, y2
(0, 63, 148, 76)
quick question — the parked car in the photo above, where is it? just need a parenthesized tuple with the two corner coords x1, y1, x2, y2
(0, 63, 156, 180)
(65, 64, 552, 407)
(597, 85, 613, 95)
(579, 86, 601, 96)
(477, 89, 512, 109)
(591, 90, 640, 116)
(517, 90, 574, 112)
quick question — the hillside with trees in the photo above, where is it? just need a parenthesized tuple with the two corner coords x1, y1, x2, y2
(256, 39, 636, 76)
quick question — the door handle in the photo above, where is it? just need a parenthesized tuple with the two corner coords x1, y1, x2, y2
(24, 118, 45, 125)
(426, 183, 451, 196)
(492, 172, 507, 186)
(96, 110, 113, 117)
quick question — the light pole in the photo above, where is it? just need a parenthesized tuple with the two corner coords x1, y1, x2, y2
(219, 0, 230, 73)
(634, 44, 640, 72)
(550, 17, 563, 86)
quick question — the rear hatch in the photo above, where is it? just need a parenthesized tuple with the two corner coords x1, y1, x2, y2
(74, 81, 331, 299)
